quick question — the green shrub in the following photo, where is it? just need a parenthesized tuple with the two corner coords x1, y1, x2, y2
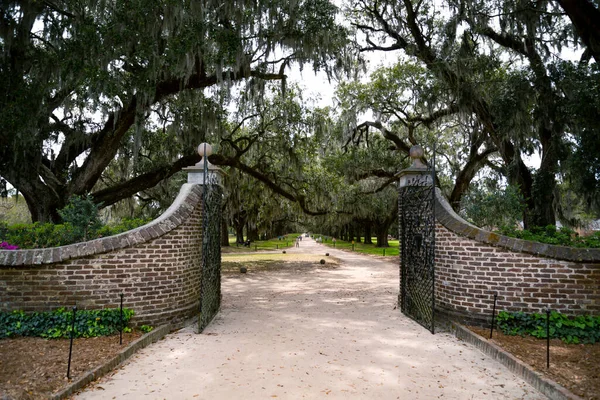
(498, 225, 600, 248)
(496, 310, 600, 344)
(58, 195, 103, 242)
(0, 307, 135, 339)
(0, 217, 150, 249)
(461, 185, 525, 230)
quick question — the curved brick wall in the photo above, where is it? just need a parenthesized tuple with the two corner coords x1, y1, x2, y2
(0, 183, 204, 327)
(434, 189, 600, 325)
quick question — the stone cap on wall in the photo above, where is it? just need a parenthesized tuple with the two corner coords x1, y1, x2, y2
(434, 188, 600, 262)
(0, 184, 203, 266)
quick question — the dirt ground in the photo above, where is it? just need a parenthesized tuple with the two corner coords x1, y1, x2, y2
(1, 250, 596, 399)
(3, 324, 597, 400)
(74, 244, 546, 400)
(469, 327, 600, 400)
(0, 332, 142, 400)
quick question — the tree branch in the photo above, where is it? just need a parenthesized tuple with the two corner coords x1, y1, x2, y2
(477, 25, 529, 56)
(67, 64, 287, 197)
(354, 121, 412, 153)
(210, 154, 328, 216)
(91, 153, 200, 207)
(557, 0, 600, 65)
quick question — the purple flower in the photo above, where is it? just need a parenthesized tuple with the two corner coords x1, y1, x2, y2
(0, 241, 19, 250)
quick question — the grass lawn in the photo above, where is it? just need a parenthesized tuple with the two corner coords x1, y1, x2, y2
(317, 236, 399, 257)
(225, 233, 302, 252)
(223, 233, 399, 257)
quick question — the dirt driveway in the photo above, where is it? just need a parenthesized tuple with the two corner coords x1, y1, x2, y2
(76, 238, 544, 399)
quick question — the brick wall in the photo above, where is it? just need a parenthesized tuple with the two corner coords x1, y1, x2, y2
(0, 184, 205, 327)
(433, 189, 600, 325)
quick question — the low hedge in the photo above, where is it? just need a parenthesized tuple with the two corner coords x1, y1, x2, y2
(497, 225, 600, 248)
(497, 310, 600, 344)
(0, 307, 134, 339)
(0, 218, 150, 249)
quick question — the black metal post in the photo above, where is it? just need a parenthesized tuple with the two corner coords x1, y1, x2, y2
(119, 293, 124, 345)
(383, 248, 386, 256)
(489, 293, 498, 339)
(276, 244, 278, 250)
(546, 308, 551, 368)
(67, 306, 77, 379)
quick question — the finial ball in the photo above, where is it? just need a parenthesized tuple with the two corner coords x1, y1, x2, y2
(197, 143, 213, 158)
(409, 145, 424, 159)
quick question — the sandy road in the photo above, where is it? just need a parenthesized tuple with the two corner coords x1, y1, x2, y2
(76, 237, 544, 399)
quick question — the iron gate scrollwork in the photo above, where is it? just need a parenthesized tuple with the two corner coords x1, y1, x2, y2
(399, 172, 436, 333)
(198, 181, 222, 332)
(197, 143, 223, 333)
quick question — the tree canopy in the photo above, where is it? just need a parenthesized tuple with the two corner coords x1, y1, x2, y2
(0, 0, 350, 222)
(348, 0, 600, 228)
(1, 0, 599, 237)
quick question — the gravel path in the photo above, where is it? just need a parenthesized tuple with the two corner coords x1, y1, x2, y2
(76, 237, 544, 399)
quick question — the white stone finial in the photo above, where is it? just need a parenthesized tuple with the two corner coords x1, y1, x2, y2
(409, 145, 426, 168)
(398, 144, 432, 187)
(184, 142, 223, 185)
(196, 143, 213, 167)
(197, 143, 213, 158)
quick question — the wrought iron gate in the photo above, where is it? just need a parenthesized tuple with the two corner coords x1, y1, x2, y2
(399, 171, 436, 333)
(197, 143, 223, 333)
(198, 181, 222, 332)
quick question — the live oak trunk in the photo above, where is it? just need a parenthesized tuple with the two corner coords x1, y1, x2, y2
(363, 223, 373, 244)
(221, 216, 230, 247)
(375, 214, 395, 248)
(246, 222, 259, 242)
(234, 212, 246, 244)
(375, 227, 389, 248)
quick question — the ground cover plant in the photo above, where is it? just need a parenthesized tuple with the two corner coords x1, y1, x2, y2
(0, 308, 135, 339)
(496, 311, 600, 344)
(470, 311, 600, 397)
(0, 307, 139, 398)
(0, 240, 18, 250)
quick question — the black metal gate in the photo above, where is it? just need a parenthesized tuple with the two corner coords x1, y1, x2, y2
(198, 147, 223, 333)
(198, 181, 222, 332)
(399, 172, 436, 333)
